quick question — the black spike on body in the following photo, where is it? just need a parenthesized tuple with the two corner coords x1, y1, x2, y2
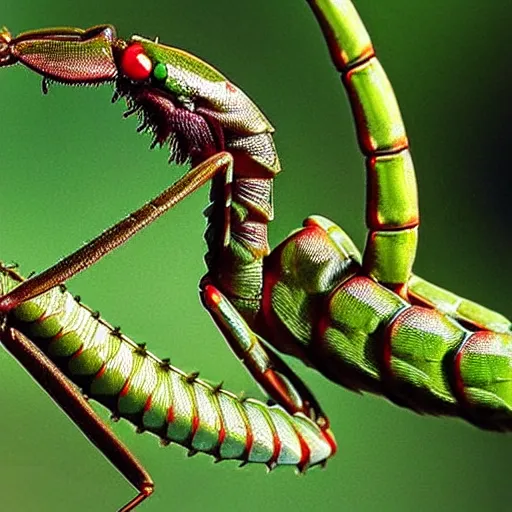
(135, 343, 147, 356)
(185, 371, 200, 383)
(159, 358, 171, 371)
(266, 462, 277, 472)
(212, 381, 224, 393)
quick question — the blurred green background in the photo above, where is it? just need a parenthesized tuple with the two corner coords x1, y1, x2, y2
(0, 1, 510, 511)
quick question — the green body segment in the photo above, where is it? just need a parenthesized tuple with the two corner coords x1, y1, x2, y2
(0, 265, 332, 468)
(307, 0, 373, 69)
(261, 216, 512, 430)
(345, 59, 408, 155)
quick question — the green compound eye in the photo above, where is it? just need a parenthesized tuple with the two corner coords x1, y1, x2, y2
(153, 62, 167, 81)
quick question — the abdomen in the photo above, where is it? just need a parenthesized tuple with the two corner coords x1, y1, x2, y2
(261, 216, 512, 430)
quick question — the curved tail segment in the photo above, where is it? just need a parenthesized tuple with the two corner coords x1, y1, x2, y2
(306, 0, 419, 295)
(0, 264, 333, 470)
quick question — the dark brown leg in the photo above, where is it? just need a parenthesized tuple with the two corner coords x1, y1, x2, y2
(0, 152, 233, 312)
(1, 326, 153, 512)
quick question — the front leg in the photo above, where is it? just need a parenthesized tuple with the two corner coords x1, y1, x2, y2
(0, 152, 233, 312)
(200, 281, 337, 458)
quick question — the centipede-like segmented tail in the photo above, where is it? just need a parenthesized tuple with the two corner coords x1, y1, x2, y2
(0, 263, 333, 470)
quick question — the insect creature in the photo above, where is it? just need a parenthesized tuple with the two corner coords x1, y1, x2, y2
(0, 1, 510, 511)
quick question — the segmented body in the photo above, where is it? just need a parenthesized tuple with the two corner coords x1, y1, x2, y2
(261, 216, 512, 430)
(0, 264, 332, 469)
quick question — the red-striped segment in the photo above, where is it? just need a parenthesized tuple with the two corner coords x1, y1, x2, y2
(2, 266, 334, 467)
(307, 0, 419, 289)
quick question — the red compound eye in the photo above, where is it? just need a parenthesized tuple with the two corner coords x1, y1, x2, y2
(120, 43, 152, 81)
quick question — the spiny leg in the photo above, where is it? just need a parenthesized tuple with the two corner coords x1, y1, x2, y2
(200, 281, 337, 453)
(1, 326, 153, 512)
(0, 152, 233, 312)
(307, 0, 419, 296)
